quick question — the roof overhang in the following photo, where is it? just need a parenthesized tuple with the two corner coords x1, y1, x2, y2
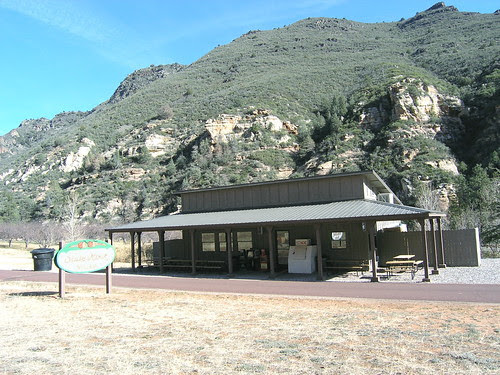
(106, 199, 445, 233)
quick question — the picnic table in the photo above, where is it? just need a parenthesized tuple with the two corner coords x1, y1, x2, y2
(385, 255, 423, 279)
(393, 254, 415, 260)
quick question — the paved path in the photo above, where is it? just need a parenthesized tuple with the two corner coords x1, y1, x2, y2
(1, 269, 499, 303)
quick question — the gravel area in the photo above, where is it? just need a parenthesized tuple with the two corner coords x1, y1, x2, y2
(326, 258, 500, 284)
(427, 258, 500, 284)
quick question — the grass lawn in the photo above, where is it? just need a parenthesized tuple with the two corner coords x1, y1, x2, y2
(0, 281, 498, 374)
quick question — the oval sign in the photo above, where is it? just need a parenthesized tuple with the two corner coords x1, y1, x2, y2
(55, 239, 115, 274)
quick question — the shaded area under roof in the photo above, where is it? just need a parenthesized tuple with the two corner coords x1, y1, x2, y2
(106, 199, 444, 233)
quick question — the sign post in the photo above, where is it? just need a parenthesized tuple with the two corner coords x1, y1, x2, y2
(55, 239, 116, 297)
(58, 241, 65, 298)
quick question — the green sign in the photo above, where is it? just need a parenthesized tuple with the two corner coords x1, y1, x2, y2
(55, 240, 115, 274)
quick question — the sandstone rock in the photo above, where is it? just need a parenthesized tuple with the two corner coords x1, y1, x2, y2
(389, 78, 464, 124)
(283, 121, 298, 134)
(61, 140, 94, 173)
(425, 159, 459, 175)
(205, 112, 298, 144)
(317, 161, 333, 175)
(125, 168, 146, 181)
(263, 115, 283, 131)
(436, 183, 456, 212)
(145, 133, 175, 157)
(277, 168, 294, 179)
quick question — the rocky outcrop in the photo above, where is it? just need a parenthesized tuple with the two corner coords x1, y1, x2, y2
(389, 78, 464, 123)
(205, 110, 298, 143)
(144, 133, 177, 157)
(108, 64, 184, 104)
(425, 159, 459, 175)
(61, 138, 95, 173)
(358, 78, 465, 144)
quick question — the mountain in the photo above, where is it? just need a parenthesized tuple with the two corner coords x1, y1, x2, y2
(0, 3, 498, 234)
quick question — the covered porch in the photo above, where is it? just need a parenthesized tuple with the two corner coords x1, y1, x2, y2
(106, 199, 446, 282)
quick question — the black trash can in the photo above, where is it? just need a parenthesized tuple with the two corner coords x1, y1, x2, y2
(31, 248, 55, 271)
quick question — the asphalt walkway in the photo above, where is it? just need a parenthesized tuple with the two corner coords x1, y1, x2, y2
(1, 269, 499, 303)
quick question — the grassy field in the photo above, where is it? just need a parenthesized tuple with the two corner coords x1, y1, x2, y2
(0, 281, 498, 374)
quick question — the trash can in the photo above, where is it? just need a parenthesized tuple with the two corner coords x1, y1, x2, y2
(31, 248, 55, 271)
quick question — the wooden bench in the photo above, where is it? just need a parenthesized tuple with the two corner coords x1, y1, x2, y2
(323, 259, 369, 276)
(147, 258, 226, 272)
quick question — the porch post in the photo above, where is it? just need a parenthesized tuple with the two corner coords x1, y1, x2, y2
(226, 229, 233, 276)
(137, 232, 142, 268)
(437, 218, 446, 268)
(158, 230, 165, 273)
(267, 226, 276, 279)
(315, 224, 324, 281)
(431, 219, 439, 275)
(130, 231, 136, 271)
(108, 232, 114, 272)
(190, 229, 196, 274)
(368, 222, 379, 282)
(420, 219, 431, 282)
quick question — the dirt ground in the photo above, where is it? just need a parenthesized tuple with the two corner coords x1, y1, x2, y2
(1, 281, 499, 375)
(0, 247, 499, 374)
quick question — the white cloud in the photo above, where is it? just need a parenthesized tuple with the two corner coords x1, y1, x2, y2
(0, 0, 115, 43)
(0, 0, 159, 69)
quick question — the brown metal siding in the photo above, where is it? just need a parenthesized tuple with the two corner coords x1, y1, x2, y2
(182, 174, 370, 213)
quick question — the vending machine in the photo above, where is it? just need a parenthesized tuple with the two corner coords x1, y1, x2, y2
(288, 240, 317, 274)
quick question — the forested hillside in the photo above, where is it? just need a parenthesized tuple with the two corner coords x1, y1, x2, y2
(0, 3, 498, 246)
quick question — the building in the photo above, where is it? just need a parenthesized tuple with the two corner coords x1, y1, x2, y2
(106, 171, 446, 282)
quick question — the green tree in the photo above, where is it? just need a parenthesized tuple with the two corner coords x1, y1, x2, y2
(0, 191, 21, 222)
(450, 165, 499, 246)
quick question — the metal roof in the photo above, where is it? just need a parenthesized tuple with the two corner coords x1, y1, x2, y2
(106, 199, 444, 233)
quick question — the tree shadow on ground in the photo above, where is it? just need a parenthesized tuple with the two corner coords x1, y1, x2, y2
(8, 291, 58, 297)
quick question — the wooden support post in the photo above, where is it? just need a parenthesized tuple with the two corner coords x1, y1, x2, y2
(190, 229, 196, 274)
(267, 226, 276, 279)
(108, 234, 114, 272)
(58, 241, 65, 298)
(437, 218, 446, 268)
(137, 232, 142, 268)
(420, 219, 431, 282)
(368, 222, 379, 282)
(315, 224, 324, 281)
(226, 229, 233, 276)
(106, 237, 113, 293)
(158, 230, 165, 273)
(431, 219, 439, 275)
(130, 231, 136, 271)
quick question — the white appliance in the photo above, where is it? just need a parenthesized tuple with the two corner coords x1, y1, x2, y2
(288, 245, 317, 274)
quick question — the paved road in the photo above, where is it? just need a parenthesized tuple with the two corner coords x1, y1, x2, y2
(1, 269, 499, 303)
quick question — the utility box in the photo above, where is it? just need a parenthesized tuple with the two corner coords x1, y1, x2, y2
(288, 245, 317, 274)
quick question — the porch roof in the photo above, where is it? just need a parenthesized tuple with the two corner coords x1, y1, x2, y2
(106, 199, 445, 233)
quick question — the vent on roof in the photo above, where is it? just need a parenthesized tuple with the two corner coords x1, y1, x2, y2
(377, 193, 394, 204)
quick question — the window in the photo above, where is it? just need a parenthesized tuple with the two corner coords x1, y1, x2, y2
(237, 231, 253, 251)
(276, 231, 290, 251)
(219, 232, 227, 252)
(331, 231, 347, 249)
(201, 233, 216, 252)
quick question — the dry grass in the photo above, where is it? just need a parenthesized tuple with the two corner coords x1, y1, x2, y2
(0, 281, 498, 375)
(0, 240, 145, 264)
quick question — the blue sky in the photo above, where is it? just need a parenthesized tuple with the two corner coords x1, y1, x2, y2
(0, 0, 497, 136)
